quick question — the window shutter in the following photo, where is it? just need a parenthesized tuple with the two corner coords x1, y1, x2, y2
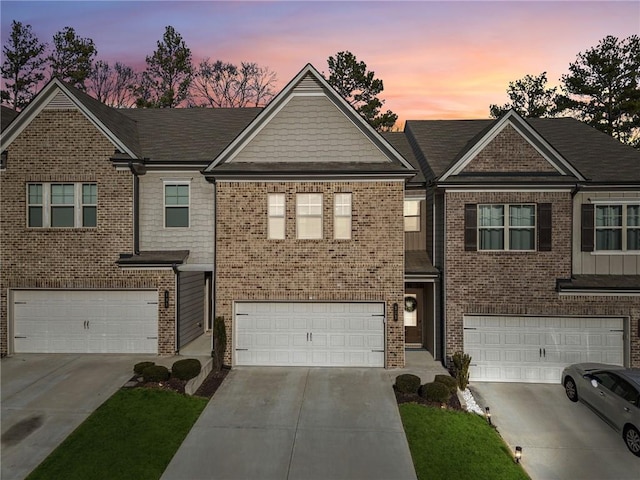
(538, 203, 552, 251)
(581, 204, 595, 252)
(464, 204, 477, 251)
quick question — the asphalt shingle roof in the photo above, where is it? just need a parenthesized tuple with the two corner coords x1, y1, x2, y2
(381, 132, 424, 184)
(1, 106, 18, 132)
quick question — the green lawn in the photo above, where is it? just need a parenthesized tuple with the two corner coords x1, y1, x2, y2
(27, 388, 208, 480)
(399, 403, 530, 480)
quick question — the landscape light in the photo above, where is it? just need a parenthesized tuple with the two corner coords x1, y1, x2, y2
(515, 446, 522, 463)
(485, 406, 491, 425)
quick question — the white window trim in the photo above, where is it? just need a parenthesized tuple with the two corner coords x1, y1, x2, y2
(593, 203, 640, 253)
(334, 193, 352, 240)
(296, 193, 323, 240)
(27, 182, 97, 228)
(267, 193, 285, 240)
(477, 203, 537, 251)
(163, 180, 191, 229)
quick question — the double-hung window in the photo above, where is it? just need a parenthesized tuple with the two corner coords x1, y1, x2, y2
(267, 193, 285, 239)
(27, 183, 97, 228)
(164, 183, 189, 228)
(595, 204, 640, 251)
(334, 193, 352, 240)
(478, 204, 535, 251)
(296, 193, 322, 239)
(404, 200, 421, 232)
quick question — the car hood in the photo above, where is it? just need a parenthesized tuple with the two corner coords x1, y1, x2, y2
(571, 363, 626, 375)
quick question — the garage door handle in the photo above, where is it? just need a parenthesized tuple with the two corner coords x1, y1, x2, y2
(310, 332, 313, 341)
(539, 348, 542, 357)
(307, 333, 309, 341)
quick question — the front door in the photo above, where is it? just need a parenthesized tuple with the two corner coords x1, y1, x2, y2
(404, 288, 423, 345)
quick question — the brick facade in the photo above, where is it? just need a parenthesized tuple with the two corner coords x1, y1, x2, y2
(444, 190, 640, 368)
(0, 109, 176, 356)
(215, 181, 406, 367)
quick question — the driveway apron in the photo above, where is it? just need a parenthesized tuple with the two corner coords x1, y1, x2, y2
(1, 354, 150, 480)
(161, 367, 417, 480)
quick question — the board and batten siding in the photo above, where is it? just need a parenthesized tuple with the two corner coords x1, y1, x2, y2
(572, 191, 640, 274)
(228, 95, 390, 164)
(178, 271, 205, 349)
(139, 172, 214, 264)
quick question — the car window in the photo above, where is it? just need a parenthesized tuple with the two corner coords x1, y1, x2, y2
(592, 372, 619, 391)
(612, 379, 640, 406)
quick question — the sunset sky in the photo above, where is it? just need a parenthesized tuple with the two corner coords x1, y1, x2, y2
(1, 1, 638, 124)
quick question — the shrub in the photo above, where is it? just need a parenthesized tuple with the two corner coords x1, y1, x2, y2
(172, 358, 202, 381)
(395, 374, 421, 394)
(134, 361, 155, 375)
(434, 374, 458, 394)
(142, 365, 170, 382)
(213, 316, 227, 372)
(452, 351, 472, 391)
(419, 382, 451, 403)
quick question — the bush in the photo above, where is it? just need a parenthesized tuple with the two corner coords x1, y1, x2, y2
(452, 351, 472, 390)
(142, 365, 170, 382)
(172, 358, 202, 381)
(434, 374, 458, 394)
(213, 316, 227, 372)
(395, 374, 421, 394)
(419, 382, 451, 403)
(134, 361, 155, 375)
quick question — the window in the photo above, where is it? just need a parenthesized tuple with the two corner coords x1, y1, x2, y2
(594, 204, 639, 251)
(478, 204, 535, 251)
(27, 183, 97, 228)
(404, 200, 420, 232)
(334, 193, 352, 240)
(165, 184, 189, 227)
(268, 193, 285, 239)
(296, 193, 322, 239)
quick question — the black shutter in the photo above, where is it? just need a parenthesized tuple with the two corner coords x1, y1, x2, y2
(581, 204, 595, 252)
(538, 203, 552, 251)
(464, 204, 477, 251)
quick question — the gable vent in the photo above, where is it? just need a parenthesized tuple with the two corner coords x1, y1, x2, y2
(44, 92, 76, 110)
(296, 73, 324, 93)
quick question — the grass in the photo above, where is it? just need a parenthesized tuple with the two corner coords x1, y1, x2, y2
(399, 403, 530, 480)
(27, 388, 208, 480)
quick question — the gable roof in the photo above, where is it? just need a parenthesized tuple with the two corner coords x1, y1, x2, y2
(406, 115, 640, 185)
(381, 131, 424, 184)
(204, 64, 415, 178)
(1, 106, 19, 132)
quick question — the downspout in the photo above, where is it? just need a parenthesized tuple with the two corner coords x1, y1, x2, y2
(128, 161, 140, 255)
(173, 262, 180, 353)
(211, 179, 217, 357)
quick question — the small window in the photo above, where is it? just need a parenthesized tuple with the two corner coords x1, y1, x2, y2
(478, 205, 505, 250)
(50, 184, 75, 227)
(28, 184, 43, 227)
(165, 184, 189, 228)
(268, 193, 285, 239)
(595, 205, 622, 250)
(82, 184, 97, 227)
(296, 193, 322, 239)
(334, 193, 352, 240)
(509, 205, 535, 250)
(404, 200, 420, 232)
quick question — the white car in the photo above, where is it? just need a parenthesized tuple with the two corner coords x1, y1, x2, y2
(562, 363, 640, 456)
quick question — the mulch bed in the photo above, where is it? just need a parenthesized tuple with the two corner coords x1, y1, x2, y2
(126, 366, 229, 399)
(394, 386, 463, 410)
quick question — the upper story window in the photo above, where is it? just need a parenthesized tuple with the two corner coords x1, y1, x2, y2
(296, 193, 322, 239)
(334, 193, 352, 240)
(267, 193, 285, 239)
(164, 183, 189, 228)
(595, 204, 640, 251)
(27, 183, 97, 228)
(477, 204, 536, 251)
(404, 200, 421, 232)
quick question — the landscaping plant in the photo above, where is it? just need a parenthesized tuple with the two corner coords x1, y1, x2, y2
(171, 358, 201, 381)
(452, 351, 471, 390)
(395, 373, 421, 394)
(213, 316, 226, 371)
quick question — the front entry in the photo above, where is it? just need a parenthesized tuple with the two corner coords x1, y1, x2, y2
(404, 288, 423, 345)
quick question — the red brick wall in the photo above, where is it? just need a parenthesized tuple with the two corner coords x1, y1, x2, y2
(215, 181, 406, 367)
(0, 109, 176, 356)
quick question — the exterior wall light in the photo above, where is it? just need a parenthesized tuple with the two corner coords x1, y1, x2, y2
(485, 406, 491, 425)
(515, 446, 522, 463)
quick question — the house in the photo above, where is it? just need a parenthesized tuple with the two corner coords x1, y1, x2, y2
(1, 65, 638, 381)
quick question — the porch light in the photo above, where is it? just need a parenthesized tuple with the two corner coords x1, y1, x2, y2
(515, 446, 522, 463)
(485, 406, 491, 425)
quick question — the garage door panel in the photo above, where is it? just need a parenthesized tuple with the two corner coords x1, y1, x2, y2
(236, 302, 384, 367)
(464, 315, 625, 384)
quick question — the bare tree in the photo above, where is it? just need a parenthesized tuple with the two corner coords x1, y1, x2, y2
(88, 61, 138, 107)
(193, 59, 277, 108)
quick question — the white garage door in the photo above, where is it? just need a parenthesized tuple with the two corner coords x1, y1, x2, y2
(464, 315, 624, 384)
(13, 290, 158, 354)
(235, 302, 385, 367)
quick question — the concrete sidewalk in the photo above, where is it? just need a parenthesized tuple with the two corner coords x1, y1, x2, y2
(161, 367, 417, 480)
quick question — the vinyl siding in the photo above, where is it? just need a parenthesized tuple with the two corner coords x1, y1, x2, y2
(139, 172, 214, 263)
(572, 191, 640, 274)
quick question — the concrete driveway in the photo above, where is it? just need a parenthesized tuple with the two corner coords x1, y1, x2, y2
(471, 383, 640, 480)
(161, 367, 417, 480)
(1, 354, 151, 480)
